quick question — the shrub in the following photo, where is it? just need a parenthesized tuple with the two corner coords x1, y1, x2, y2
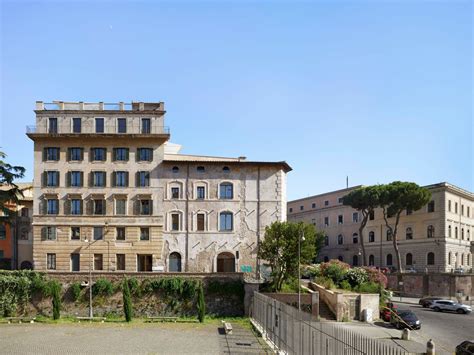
(339, 280, 352, 291)
(206, 280, 245, 299)
(70, 282, 82, 302)
(344, 268, 369, 288)
(315, 276, 335, 290)
(122, 279, 133, 322)
(362, 267, 387, 288)
(324, 263, 348, 286)
(319, 259, 350, 276)
(127, 277, 141, 296)
(49, 281, 61, 320)
(354, 282, 380, 294)
(301, 264, 321, 279)
(92, 278, 115, 296)
(197, 282, 205, 323)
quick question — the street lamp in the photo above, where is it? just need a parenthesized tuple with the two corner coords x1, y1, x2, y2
(298, 229, 305, 311)
(84, 237, 93, 319)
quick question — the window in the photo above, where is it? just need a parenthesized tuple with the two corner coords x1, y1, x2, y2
(324, 217, 329, 227)
(140, 227, 150, 241)
(406, 227, 413, 240)
(427, 225, 435, 238)
(0, 225, 6, 239)
(352, 212, 359, 223)
(311, 218, 316, 226)
(300, 206, 304, 211)
(71, 227, 80, 240)
(352, 255, 359, 266)
(448, 200, 451, 212)
(71, 253, 80, 272)
(337, 234, 343, 245)
(44, 147, 60, 161)
(197, 213, 205, 231)
(137, 171, 150, 187)
(93, 227, 103, 240)
(289, 208, 293, 213)
(117, 118, 127, 133)
(406, 253, 413, 266)
(21, 208, 29, 217)
(93, 199, 105, 215)
(115, 199, 126, 215)
(220, 183, 233, 199)
(467, 229, 470, 241)
(220, 212, 233, 231)
(92, 171, 106, 187)
(427, 252, 435, 265)
(369, 231, 375, 243)
(48, 117, 58, 133)
(197, 166, 205, 173)
(171, 214, 180, 231)
(427, 201, 435, 213)
(338, 197, 343, 203)
(68, 147, 83, 161)
(47, 253, 56, 270)
(114, 171, 128, 187)
(323, 256, 329, 262)
(369, 211, 375, 220)
(338, 215, 343, 224)
(94, 254, 103, 270)
(338, 256, 343, 261)
(386, 229, 392, 241)
(137, 148, 153, 162)
(448, 252, 452, 265)
(222, 166, 230, 173)
(71, 199, 82, 215)
(46, 171, 59, 187)
(171, 187, 180, 199)
(140, 199, 151, 215)
(169, 252, 182, 272)
(312, 203, 316, 209)
(324, 236, 329, 246)
(352, 233, 358, 244)
(113, 148, 129, 161)
(455, 202, 458, 213)
(406, 209, 412, 215)
(467, 206, 470, 217)
(47, 199, 59, 215)
(70, 171, 83, 187)
(455, 227, 458, 239)
(172, 166, 179, 173)
(141, 118, 151, 134)
(461, 253, 464, 265)
(324, 200, 329, 206)
(196, 186, 205, 199)
(116, 254, 126, 271)
(91, 148, 106, 161)
(95, 118, 104, 133)
(461, 228, 464, 240)
(72, 117, 81, 133)
(369, 255, 375, 266)
(386, 254, 393, 266)
(462, 205, 464, 216)
(42, 226, 56, 240)
(448, 225, 452, 238)
(116, 227, 126, 241)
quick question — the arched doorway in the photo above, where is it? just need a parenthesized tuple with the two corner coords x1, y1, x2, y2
(369, 255, 375, 266)
(352, 255, 359, 266)
(20, 260, 33, 270)
(216, 252, 235, 272)
(169, 252, 182, 272)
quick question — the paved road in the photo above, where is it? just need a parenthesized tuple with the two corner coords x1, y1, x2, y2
(392, 301, 474, 354)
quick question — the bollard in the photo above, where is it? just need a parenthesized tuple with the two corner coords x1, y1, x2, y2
(401, 328, 410, 340)
(426, 339, 435, 355)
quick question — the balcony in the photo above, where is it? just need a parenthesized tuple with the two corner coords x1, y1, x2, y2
(26, 124, 170, 136)
(36, 101, 164, 112)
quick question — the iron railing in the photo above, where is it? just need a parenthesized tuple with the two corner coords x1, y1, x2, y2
(26, 124, 170, 135)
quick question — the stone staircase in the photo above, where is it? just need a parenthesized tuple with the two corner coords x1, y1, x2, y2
(319, 300, 336, 321)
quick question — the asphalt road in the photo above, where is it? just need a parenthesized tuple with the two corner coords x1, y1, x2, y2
(392, 301, 474, 354)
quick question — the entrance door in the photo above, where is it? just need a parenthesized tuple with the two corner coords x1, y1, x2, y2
(137, 254, 152, 271)
(169, 252, 182, 272)
(217, 252, 235, 272)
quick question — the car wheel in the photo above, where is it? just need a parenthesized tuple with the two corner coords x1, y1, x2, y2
(456, 309, 465, 314)
(433, 307, 440, 312)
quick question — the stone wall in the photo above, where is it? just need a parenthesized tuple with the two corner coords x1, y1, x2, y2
(262, 290, 319, 318)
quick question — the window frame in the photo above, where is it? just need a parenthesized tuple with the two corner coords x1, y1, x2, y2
(47, 253, 56, 270)
(219, 182, 234, 200)
(117, 118, 127, 133)
(219, 212, 233, 232)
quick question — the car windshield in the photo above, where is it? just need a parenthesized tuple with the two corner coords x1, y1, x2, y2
(399, 312, 417, 320)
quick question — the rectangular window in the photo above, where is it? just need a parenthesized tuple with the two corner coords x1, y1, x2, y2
(137, 148, 153, 162)
(116, 227, 126, 241)
(140, 227, 150, 241)
(427, 201, 435, 213)
(116, 254, 126, 271)
(71, 199, 82, 215)
(197, 186, 205, 199)
(448, 200, 451, 212)
(92, 171, 106, 187)
(43, 226, 56, 240)
(197, 213, 205, 231)
(220, 213, 233, 231)
(0, 226, 5, 240)
(91, 148, 106, 161)
(352, 212, 359, 223)
(46, 171, 59, 187)
(406, 209, 413, 215)
(115, 199, 126, 215)
(312, 203, 316, 208)
(72, 117, 81, 133)
(114, 171, 128, 187)
(47, 199, 59, 215)
(324, 216, 329, 227)
(68, 147, 83, 161)
(21, 208, 29, 217)
(140, 200, 151, 215)
(338, 215, 343, 224)
(137, 171, 150, 187)
(324, 200, 329, 206)
(93, 227, 103, 240)
(44, 147, 60, 161)
(461, 205, 464, 216)
(117, 118, 127, 133)
(141, 118, 151, 134)
(113, 148, 129, 161)
(93, 199, 105, 215)
(369, 211, 375, 220)
(171, 214, 180, 231)
(71, 253, 80, 272)
(300, 206, 304, 211)
(47, 253, 56, 270)
(455, 203, 458, 213)
(219, 183, 233, 199)
(95, 118, 104, 133)
(70, 171, 82, 187)
(71, 227, 80, 240)
(94, 254, 103, 270)
(338, 197, 343, 203)
(48, 118, 58, 133)
(171, 187, 180, 199)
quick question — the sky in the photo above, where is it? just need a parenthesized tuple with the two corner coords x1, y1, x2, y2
(0, 0, 472, 200)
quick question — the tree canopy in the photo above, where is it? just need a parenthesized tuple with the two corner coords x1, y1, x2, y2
(0, 151, 26, 221)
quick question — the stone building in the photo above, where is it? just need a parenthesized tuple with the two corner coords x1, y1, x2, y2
(288, 183, 473, 273)
(27, 101, 290, 273)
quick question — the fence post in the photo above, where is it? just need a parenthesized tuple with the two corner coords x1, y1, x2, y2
(426, 339, 435, 355)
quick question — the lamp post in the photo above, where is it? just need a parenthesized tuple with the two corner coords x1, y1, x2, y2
(84, 237, 93, 319)
(298, 229, 305, 311)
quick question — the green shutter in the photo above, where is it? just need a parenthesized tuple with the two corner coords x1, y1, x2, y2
(125, 172, 129, 187)
(112, 172, 116, 187)
(80, 172, 84, 187)
(112, 148, 116, 162)
(125, 148, 129, 161)
(66, 172, 71, 187)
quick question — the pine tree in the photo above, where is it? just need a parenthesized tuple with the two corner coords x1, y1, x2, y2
(122, 278, 133, 322)
(197, 282, 205, 323)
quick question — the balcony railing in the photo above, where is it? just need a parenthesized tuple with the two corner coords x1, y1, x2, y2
(26, 124, 170, 135)
(36, 101, 164, 111)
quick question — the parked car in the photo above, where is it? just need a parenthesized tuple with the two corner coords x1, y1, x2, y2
(405, 267, 417, 273)
(418, 297, 443, 308)
(454, 268, 465, 274)
(390, 310, 421, 330)
(381, 302, 399, 322)
(430, 300, 472, 314)
(455, 340, 474, 355)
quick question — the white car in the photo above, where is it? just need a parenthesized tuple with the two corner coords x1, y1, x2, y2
(430, 300, 472, 314)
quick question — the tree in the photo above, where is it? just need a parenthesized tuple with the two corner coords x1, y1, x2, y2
(0, 151, 26, 221)
(196, 282, 205, 323)
(50, 281, 62, 320)
(122, 278, 133, 322)
(342, 186, 381, 266)
(258, 221, 323, 291)
(379, 181, 431, 272)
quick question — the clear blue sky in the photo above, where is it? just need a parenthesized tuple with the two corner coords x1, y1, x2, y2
(1, 1, 472, 200)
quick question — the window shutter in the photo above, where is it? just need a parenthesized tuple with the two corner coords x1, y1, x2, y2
(56, 171, 60, 187)
(136, 172, 140, 187)
(86, 199, 93, 215)
(42, 172, 47, 187)
(80, 148, 84, 161)
(136, 148, 140, 162)
(134, 200, 140, 215)
(67, 148, 71, 161)
(43, 148, 47, 161)
(102, 172, 107, 187)
(64, 199, 71, 215)
(112, 148, 116, 162)
(41, 227, 46, 241)
(125, 172, 129, 187)
(80, 200, 83, 215)
(149, 200, 153, 215)
(102, 200, 106, 215)
(125, 149, 129, 161)
(52, 227, 57, 240)
(112, 172, 116, 187)
(80, 172, 84, 187)
(66, 172, 71, 187)
(89, 172, 93, 187)
(148, 149, 153, 162)
(90, 148, 94, 162)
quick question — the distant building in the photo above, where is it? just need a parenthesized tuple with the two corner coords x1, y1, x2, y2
(27, 101, 290, 273)
(288, 183, 473, 273)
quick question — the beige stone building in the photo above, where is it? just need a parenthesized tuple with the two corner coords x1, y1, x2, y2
(27, 101, 290, 274)
(288, 183, 473, 273)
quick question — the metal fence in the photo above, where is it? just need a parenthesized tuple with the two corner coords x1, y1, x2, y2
(251, 292, 415, 355)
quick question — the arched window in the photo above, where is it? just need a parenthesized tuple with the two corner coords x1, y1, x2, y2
(455, 227, 458, 239)
(406, 227, 413, 240)
(386, 254, 393, 266)
(172, 166, 179, 173)
(406, 253, 413, 266)
(337, 234, 343, 245)
(324, 236, 329, 246)
(323, 256, 329, 262)
(169, 252, 182, 272)
(20, 260, 33, 270)
(338, 255, 344, 262)
(448, 225, 452, 238)
(467, 254, 471, 266)
(219, 212, 233, 231)
(217, 252, 235, 272)
(427, 225, 435, 238)
(369, 255, 375, 266)
(352, 233, 358, 244)
(352, 255, 359, 266)
(222, 166, 230, 172)
(455, 252, 459, 266)
(448, 252, 452, 265)
(461, 228, 464, 240)
(386, 229, 392, 241)
(427, 252, 435, 265)
(368, 231, 375, 243)
(219, 182, 233, 199)
(467, 230, 471, 241)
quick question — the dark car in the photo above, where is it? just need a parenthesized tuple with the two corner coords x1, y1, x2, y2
(419, 297, 443, 308)
(390, 310, 421, 330)
(456, 340, 474, 355)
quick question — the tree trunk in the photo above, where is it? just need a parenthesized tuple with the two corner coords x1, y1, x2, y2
(359, 212, 369, 266)
(384, 209, 403, 273)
